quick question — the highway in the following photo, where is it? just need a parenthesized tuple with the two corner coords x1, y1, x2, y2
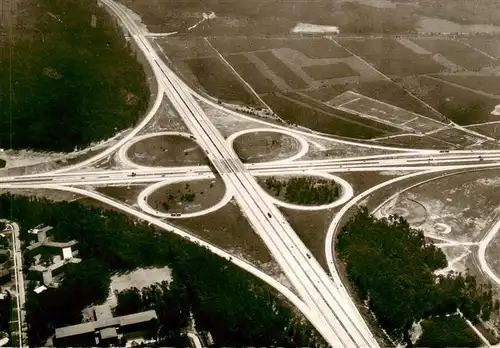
(1, 0, 499, 346)
(101, 0, 381, 346)
(1, 151, 500, 187)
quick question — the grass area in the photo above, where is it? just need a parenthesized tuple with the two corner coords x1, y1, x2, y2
(375, 135, 451, 149)
(0, 0, 149, 152)
(232, 132, 301, 163)
(156, 38, 215, 60)
(303, 62, 360, 80)
(410, 76, 500, 125)
(126, 135, 208, 167)
(412, 38, 496, 71)
(337, 38, 445, 76)
(147, 178, 225, 214)
(253, 51, 307, 89)
(280, 208, 334, 269)
(432, 75, 500, 96)
(416, 315, 483, 347)
(183, 57, 262, 106)
(169, 200, 274, 265)
(263, 93, 390, 139)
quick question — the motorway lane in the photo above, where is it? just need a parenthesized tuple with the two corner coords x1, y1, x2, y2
(127, 12, 379, 348)
(101, 0, 380, 345)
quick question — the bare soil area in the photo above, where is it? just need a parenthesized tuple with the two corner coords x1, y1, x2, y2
(127, 135, 208, 167)
(147, 178, 225, 214)
(233, 132, 301, 163)
(376, 169, 500, 243)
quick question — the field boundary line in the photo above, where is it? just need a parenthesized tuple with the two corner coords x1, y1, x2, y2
(464, 120, 500, 128)
(423, 75, 500, 101)
(203, 37, 274, 113)
(459, 39, 498, 62)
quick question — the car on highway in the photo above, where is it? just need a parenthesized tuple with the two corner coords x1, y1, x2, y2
(267, 213, 272, 218)
(131, 172, 137, 177)
(306, 253, 311, 259)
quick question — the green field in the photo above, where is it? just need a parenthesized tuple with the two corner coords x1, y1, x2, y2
(184, 57, 262, 106)
(303, 62, 360, 80)
(337, 38, 445, 76)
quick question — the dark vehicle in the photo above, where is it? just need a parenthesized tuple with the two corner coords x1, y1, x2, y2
(267, 213, 272, 218)
(439, 150, 450, 153)
(190, 135, 196, 140)
(306, 253, 311, 259)
(131, 172, 137, 177)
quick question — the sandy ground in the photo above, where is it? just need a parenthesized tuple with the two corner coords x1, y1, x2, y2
(106, 266, 173, 308)
(291, 23, 340, 34)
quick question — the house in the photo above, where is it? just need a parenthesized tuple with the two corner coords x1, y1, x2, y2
(54, 305, 158, 347)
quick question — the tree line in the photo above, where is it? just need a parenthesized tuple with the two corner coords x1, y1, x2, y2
(265, 176, 340, 205)
(337, 208, 498, 346)
(0, 0, 149, 152)
(0, 193, 327, 347)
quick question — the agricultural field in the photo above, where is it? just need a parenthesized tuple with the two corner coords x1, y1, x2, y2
(328, 91, 447, 134)
(126, 135, 208, 167)
(431, 75, 500, 96)
(411, 38, 497, 71)
(184, 57, 262, 106)
(462, 37, 500, 59)
(403, 76, 500, 125)
(303, 62, 360, 80)
(336, 38, 445, 76)
(253, 50, 307, 89)
(263, 93, 393, 139)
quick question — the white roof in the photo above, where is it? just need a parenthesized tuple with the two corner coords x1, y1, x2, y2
(34, 285, 47, 294)
(0, 337, 8, 346)
(62, 247, 72, 260)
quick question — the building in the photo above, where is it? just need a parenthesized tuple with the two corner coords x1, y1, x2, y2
(54, 305, 158, 347)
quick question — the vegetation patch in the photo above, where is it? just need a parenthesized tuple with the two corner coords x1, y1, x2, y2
(183, 57, 262, 106)
(0, 0, 149, 152)
(0, 194, 325, 347)
(337, 208, 498, 344)
(416, 315, 483, 347)
(147, 179, 225, 214)
(127, 135, 208, 167)
(263, 176, 340, 205)
(303, 62, 360, 80)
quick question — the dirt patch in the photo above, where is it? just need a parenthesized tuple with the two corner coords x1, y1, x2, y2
(233, 132, 301, 163)
(169, 199, 275, 266)
(127, 135, 208, 167)
(376, 169, 500, 243)
(147, 178, 225, 214)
